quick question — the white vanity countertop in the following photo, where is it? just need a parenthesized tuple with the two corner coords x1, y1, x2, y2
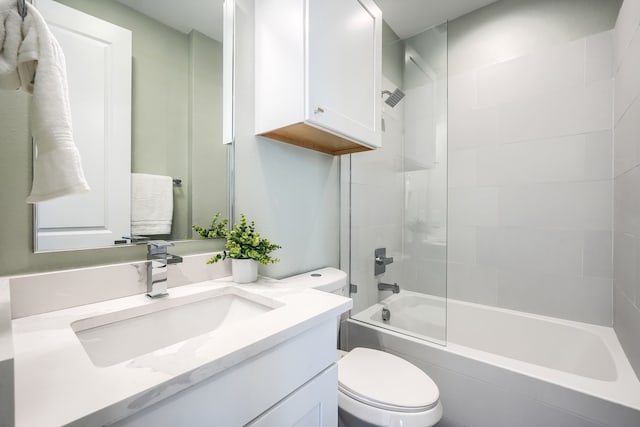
(12, 277, 352, 427)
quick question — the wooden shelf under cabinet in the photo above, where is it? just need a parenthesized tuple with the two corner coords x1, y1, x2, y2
(259, 123, 373, 156)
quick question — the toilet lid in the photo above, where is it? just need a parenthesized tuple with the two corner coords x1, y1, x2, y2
(338, 348, 439, 412)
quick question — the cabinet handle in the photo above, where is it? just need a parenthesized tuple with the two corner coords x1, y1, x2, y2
(314, 107, 325, 114)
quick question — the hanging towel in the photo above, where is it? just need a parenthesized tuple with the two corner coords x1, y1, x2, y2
(131, 173, 173, 235)
(0, 1, 23, 89)
(0, 1, 90, 203)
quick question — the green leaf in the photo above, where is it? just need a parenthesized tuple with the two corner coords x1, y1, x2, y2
(197, 213, 282, 265)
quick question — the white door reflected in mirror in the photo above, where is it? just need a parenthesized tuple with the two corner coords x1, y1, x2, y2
(34, 0, 132, 252)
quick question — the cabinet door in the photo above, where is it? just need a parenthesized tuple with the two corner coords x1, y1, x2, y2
(306, 0, 381, 149)
(246, 364, 338, 427)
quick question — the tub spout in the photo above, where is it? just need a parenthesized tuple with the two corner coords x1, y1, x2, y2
(378, 282, 400, 294)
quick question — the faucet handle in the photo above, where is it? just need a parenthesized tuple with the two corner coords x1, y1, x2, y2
(374, 248, 394, 275)
(147, 240, 174, 256)
(121, 235, 150, 244)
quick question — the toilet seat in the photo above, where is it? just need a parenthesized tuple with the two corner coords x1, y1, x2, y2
(339, 384, 438, 413)
(337, 348, 442, 427)
(338, 389, 443, 427)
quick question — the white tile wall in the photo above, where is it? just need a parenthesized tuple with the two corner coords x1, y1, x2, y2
(448, 187, 500, 228)
(448, 71, 477, 113)
(448, 29, 614, 325)
(583, 230, 614, 278)
(475, 37, 585, 109)
(614, 24, 640, 123)
(614, 167, 640, 236)
(614, 230, 636, 299)
(498, 79, 612, 144)
(448, 107, 500, 151)
(614, 0, 640, 69)
(477, 227, 585, 277)
(496, 272, 612, 325)
(447, 262, 500, 305)
(470, 132, 613, 186)
(498, 182, 610, 230)
(585, 131, 614, 180)
(614, 96, 640, 177)
(613, 0, 640, 380)
(586, 31, 614, 84)
(447, 226, 477, 265)
(448, 149, 477, 187)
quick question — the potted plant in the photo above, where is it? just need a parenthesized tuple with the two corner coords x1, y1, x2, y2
(192, 212, 228, 239)
(193, 213, 281, 283)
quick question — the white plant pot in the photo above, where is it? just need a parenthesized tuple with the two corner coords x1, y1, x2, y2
(232, 258, 258, 283)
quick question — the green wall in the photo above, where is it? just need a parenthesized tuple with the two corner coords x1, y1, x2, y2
(189, 31, 229, 237)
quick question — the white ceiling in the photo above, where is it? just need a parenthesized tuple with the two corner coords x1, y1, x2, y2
(373, 0, 500, 39)
(115, 0, 499, 44)
(116, 0, 223, 42)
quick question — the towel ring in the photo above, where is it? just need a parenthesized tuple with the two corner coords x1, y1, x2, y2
(17, 0, 28, 19)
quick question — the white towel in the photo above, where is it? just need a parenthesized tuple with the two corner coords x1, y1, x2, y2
(131, 173, 173, 235)
(0, 1, 23, 89)
(0, 1, 90, 203)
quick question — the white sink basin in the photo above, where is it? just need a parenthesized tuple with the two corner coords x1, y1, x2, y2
(72, 288, 279, 367)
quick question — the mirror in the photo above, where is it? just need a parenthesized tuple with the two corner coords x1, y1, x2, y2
(32, 0, 231, 252)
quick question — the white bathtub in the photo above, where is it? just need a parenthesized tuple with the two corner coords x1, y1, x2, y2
(347, 290, 640, 427)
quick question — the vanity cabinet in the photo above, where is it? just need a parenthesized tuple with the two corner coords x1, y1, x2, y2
(255, 0, 382, 156)
(247, 365, 337, 427)
(109, 319, 338, 427)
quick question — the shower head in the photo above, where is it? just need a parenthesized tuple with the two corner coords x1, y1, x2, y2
(382, 88, 405, 107)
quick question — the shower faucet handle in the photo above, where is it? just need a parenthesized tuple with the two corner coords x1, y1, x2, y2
(375, 255, 394, 265)
(374, 248, 394, 275)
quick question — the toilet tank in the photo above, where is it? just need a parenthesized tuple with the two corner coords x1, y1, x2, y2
(280, 268, 349, 297)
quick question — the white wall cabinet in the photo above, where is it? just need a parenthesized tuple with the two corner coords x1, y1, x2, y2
(255, 0, 382, 156)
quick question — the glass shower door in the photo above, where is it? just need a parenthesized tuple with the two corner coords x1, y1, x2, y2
(348, 22, 448, 345)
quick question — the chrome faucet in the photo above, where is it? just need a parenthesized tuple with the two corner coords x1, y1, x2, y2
(146, 241, 183, 298)
(378, 282, 400, 294)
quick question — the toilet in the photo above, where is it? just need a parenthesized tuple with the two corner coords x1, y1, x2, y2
(281, 268, 443, 427)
